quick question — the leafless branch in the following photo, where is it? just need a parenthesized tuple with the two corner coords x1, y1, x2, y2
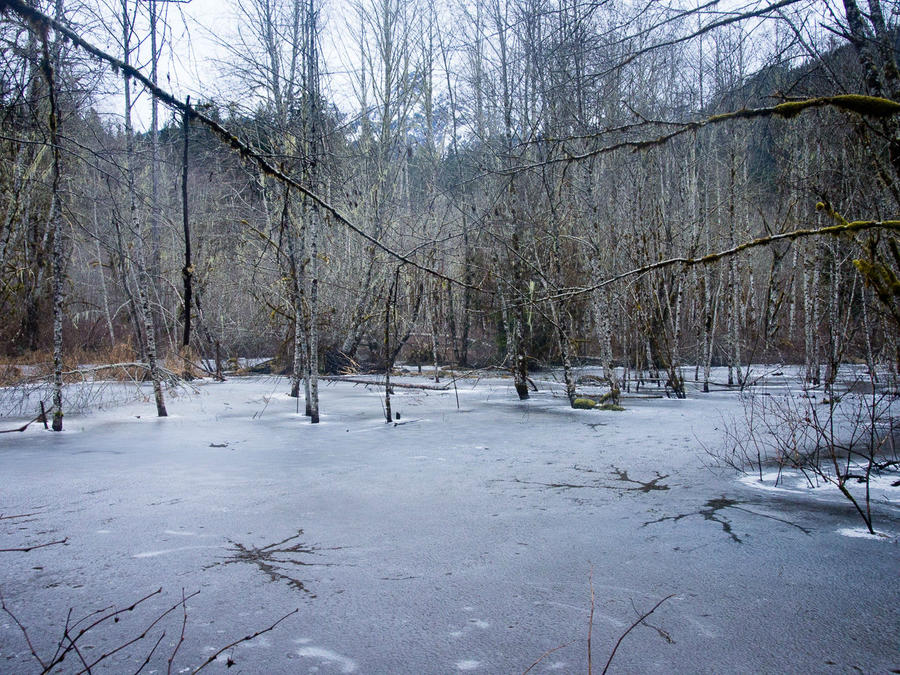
(505, 95, 900, 175)
(588, 566, 595, 675)
(596, 0, 809, 78)
(0, 537, 67, 552)
(191, 608, 299, 673)
(521, 639, 576, 675)
(74, 590, 199, 674)
(542, 219, 900, 303)
(166, 589, 189, 675)
(600, 595, 676, 675)
(1, 586, 47, 670)
(134, 631, 167, 675)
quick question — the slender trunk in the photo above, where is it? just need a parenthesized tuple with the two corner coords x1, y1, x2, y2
(426, 283, 440, 383)
(672, 275, 684, 392)
(825, 249, 840, 389)
(861, 284, 877, 381)
(301, 204, 312, 414)
(645, 337, 657, 382)
(149, 0, 161, 284)
(123, 2, 166, 417)
(460, 214, 471, 366)
(283, 190, 306, 401)
(93, 205, 115, 345)
(181, 97, 192, 348)
(788, 245, 799, 344)
(727, 259, 736, 386)
(446, 281, 459, 365)
(193, 289, 223, 381)
(554, 304, 577, 406)
(383, 276, 395, 424)
(804, 244, 821, 385)
(308, 205, 320, 423)
(40, 35, 65, 431)
(290, 295, 304, 399)
(114, 214, 145, 359)
(703, 268, 723, 392)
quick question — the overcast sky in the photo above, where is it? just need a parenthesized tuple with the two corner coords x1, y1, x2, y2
(91, 0, 363, 130)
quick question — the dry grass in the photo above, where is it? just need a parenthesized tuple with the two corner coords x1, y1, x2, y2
(0, 341, 145, 385)
(164, 345, 206, 380)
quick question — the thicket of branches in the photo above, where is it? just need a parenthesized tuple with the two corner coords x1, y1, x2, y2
(0, 0, 898, 422)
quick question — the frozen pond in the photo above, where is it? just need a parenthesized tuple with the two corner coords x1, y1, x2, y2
(1, 375, 898, 673)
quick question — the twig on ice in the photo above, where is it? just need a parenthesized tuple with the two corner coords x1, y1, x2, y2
(167, 588, 189, 675)
(0, 537, 67, 552)
(600, 594, 675, 675)
(73, 589, 199, 674)
(1, 586, 47, 670)
(134, 631, 167, 675)
(588, 566, 595, 675)
(521, 640, 575, 674)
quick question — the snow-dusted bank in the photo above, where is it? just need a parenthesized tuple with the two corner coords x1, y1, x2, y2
(1, 373, 897, 673)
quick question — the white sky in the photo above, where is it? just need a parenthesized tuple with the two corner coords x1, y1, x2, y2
(91, 0, 362, 130)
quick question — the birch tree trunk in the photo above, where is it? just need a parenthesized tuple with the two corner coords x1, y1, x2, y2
(282, 189, 307, 402)
(122, 0, 166, 417)
(40, 32, 65, 431)
(149, 0, 161, 285)
(307, 204, 320, 423)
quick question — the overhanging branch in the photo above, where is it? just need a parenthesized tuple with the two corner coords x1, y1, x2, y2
(504, 95, 900, 175)
(542, 219, 900, 303)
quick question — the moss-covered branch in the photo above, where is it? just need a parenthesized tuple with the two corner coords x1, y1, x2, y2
(503, 95, 900, 174)
(544, 219, 900, 303)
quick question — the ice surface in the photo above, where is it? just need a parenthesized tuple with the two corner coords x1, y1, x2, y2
(836, 527, 893, 540)
(1, 372, 898, 673)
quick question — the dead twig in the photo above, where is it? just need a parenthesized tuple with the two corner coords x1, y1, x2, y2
(588, 566, 595, 675)
(134, 631, 167, 675)
(0, 537, 67, 552)
(600, 595, 675, 675)
(191, 608, 299, 673)
(166, 589, 189, 675)
(3, 586, 296, 673)
(1, 586, 47, 670)
(521, 640, 576, 674)
(73, 590, 200, 674)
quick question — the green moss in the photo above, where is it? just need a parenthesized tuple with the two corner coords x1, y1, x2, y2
(597, 403, 625, 412)
(774, 95, 900, 120)
(772, 100, 811, 118)
(573, 398, 597, 409)
(831, 94, 900, 117)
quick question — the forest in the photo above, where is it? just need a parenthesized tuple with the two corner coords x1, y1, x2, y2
(0, 0, 898, 423)
(1, 1, 899, 672)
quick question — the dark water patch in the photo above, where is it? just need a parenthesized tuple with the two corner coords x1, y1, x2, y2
(208, 530, 344, 597)
(608, 467, 670, 492)
(643, 495, 813, 543)
(507, 466, 670, 500)
(644, 496, 744, 543)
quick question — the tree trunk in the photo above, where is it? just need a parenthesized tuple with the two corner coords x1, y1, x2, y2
(308, 205, 320, 423)
(123, 2, 166, 418)
(40, 35, 65, 431)
(181, 96, 193, 348)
